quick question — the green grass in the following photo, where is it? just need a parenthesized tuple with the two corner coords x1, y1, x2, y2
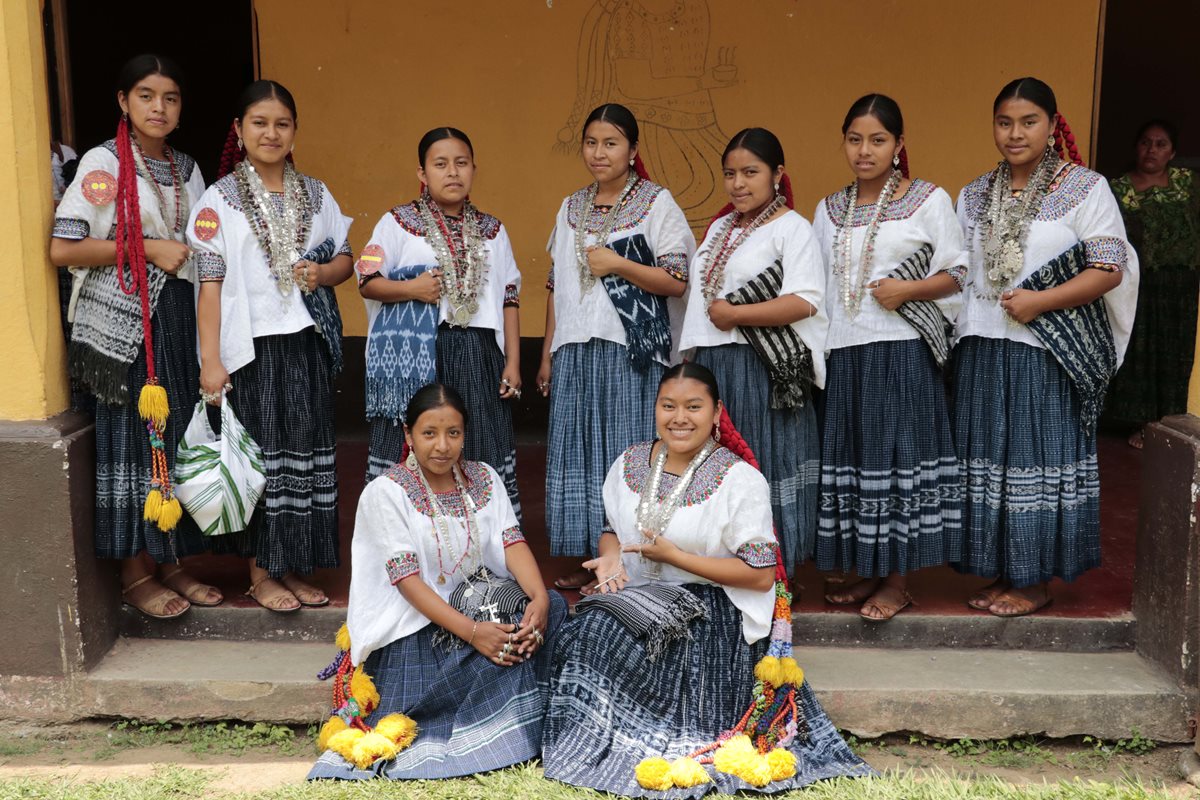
(0, 765, 1184, 800)
(88, 721, 303, 761)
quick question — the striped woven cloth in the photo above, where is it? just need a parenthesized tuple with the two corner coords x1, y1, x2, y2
(574, 583, 707, 662)
(725, 259, 813, 409)
(887, 243, 953, 368)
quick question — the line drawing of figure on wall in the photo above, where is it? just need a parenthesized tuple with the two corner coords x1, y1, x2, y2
(555, 0, 737, 237)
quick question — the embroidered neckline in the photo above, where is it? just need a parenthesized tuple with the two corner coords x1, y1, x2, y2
(384, 459, 494, 517)
(621, 441, 740, 507)
(390, 201, 501, 240)
(566, 178, 664, 235)
(824, 178, 937, 227)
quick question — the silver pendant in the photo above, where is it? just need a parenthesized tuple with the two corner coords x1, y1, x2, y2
(453, 305, 472, 326)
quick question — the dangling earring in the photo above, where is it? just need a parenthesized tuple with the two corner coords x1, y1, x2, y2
(628, 158, 635, 166)
(405, 449, 418, 471)
(713, 417, 722, 443)
(773, 182, 780, 193)
(236, 137, 244, 150)
(892, 153, 900, 167)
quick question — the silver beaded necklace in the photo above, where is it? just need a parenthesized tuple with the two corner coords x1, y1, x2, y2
(236, 159, 310, 298)
(834, 169, 902, 318)
(979, 149, 1061, 298)
(700, 194, 787, 309)
(411, 462, 482, 585)
(418, 194, 488, 327)
(636, 438, 718, 557)
(574, 173, 638, 293)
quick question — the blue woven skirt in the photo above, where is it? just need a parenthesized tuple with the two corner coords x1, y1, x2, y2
(308, 590, 568, 780)
(693, 344, 819, 573)
(546, 339, 663, 557)
(542, 584, 872, 797)
(367, 325, 521, 517)
(816, 340, 962, 577)
(92, 279, 208, 563)
(951, 336, 1100, 588)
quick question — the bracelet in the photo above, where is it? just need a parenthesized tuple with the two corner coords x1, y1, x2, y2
(467, 620, 479, 647)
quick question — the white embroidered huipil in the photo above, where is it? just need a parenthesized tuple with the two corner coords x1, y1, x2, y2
(602, 443, 777, 643)
(357, 203, 522, 352)
(346, 460, 525, 665)
(547, 180, 695, 363)
(812, 180, 967, 352)
(679, 210, 830, 389)
(956, 164, 1140, 364)
(186, 173, 352, 374)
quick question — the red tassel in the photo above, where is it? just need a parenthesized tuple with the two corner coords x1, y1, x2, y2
(632, 153, 651, 182)
(897, 145, 911, 179)
(216, 120, 244, 180)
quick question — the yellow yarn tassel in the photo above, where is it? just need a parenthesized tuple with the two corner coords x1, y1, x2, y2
(317, 717, 348, 752)
(634, 757, 673, 791)
(156, 495, 183, 531)
(350, 666, 381, 713)
(350, 731, 399, 769)
(766, 747, 798, 781)
(327, 728, 365, 763)
(335, 623, 352, 653)
(374, 713, 418, 750)
(138, 383, 170, 428)
(668, 756, 711, 787)
(143, 488, 164, 522)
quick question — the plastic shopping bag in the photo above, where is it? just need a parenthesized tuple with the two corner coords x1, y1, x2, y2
(174, 397, 266, 535)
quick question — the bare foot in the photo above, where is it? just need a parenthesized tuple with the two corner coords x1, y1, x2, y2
(281, 573, 329, 607)
(825, 578, 880, 605)
(553, 566, 594, 590)
(989, 584, 1052, 617)
(967, 578, 1009, 611)
(246, 576, 300, 612)
(860, 583, 912, 621)
(122, 574, 189, 619)
(160, 567, 223, 606)
(1128, 430, 1144, 450)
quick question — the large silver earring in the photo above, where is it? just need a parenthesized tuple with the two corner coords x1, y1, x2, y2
(892, 154, 900, 167)
(713, 417, 722, 443)
(629, 158, 635, 166)
(405, 450, 417, 470)
(236, 137, 243, 150)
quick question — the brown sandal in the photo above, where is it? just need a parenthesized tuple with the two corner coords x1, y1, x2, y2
(246, 577, 301, 613)
(122, 574, 189, 620)
(825, 578, 880, 606)
(967, 580, 1009, 611)
(859, 587, 912, 622)
(989, 590, 1052, 618)
(160, 567, 223, 607)
(281, 574, 329, 607)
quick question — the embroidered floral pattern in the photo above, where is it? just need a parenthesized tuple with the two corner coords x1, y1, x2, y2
(503, 282, 520, 307)
(501, 525, 526, 548)
(736, 541, 777, 568)
(101, 139, 196, 185)
(944, 264, 968, 288)
(961, 164, 1104, 225)
(52, 217, 90, 240)
(566, 178, 664, 235)
(621, 441, 741, 506)
(824, 179, 938, 227)
(196, 252, 227, 282)
(1084, 236, 1127, 271)
(656, 252, 690, 282)
(384, 459, 494, 517)
(214, 172, 326, 214)
(385, 552, 419, 584)
(391, 201, 501, 240)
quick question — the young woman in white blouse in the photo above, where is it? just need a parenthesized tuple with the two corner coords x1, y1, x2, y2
(812, 94, 966, 621)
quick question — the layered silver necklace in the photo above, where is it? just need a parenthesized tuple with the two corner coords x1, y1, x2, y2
(574, 173, 638, 293)
(635, 439, 718, 577)
(699, 194, 787, 309)
(834, 169, 902, 318)
(979, 149, 1061, 298)
(411, 461, 483, 585)
(418, 194, 488, 327)
(236, 159, 310, 298)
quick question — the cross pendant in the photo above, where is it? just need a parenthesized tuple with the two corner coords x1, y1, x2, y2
(479, 602, 501, 623)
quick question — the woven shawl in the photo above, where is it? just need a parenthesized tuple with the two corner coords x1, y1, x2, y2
(364, 264, 439, 420)
(1018, 242, 1117, 435)
(433, 567, 529, 651)
(725, 259, 813, 409)
(574, 583, 707, 662)
(602, 233, 672, 370)
(885, 243, 954, 368)
(299, 238, 345, 376)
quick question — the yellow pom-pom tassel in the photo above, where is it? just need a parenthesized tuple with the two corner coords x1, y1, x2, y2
(350, 731, 399, 769)
(138, 383, 170, 428)
(713, 736, 772, 787)
(327, 728, 365, 763)
(335, 623, 352, 653)
(668, 756, 710, 788)
(156, 495, 183, 532)
(350, 666, 381, 714)
(317, 717, 348, 752)
(766, 747, 797, 781)
(754, 656, 783, 687)
(635, 757, 674, 791)
(779, 657, 805, 687)
(143, 489, 163, 522)
(373, 713, 418, 750)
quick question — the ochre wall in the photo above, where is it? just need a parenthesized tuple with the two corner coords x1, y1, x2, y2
(256, 0, 1104, 339)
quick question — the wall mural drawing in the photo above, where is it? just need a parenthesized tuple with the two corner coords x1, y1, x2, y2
(555, 0, 738, 236)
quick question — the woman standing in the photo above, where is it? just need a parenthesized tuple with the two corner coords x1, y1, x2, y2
(356, 128, 523, 514)
(679, 128, 828, 580)
(309, 384, 565, 781)
(189, 80, 354, 612)
(50, 54, 218, 619)
(812, 95, 966, 620)
(1105, 120, 1199, 447)
(954, 77, 1138, 616)
(540, 102, 695, 589)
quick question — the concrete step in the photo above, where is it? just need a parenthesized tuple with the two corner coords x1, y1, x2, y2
(121, 604, 1136, 653)
(26, 638, 1185, 742)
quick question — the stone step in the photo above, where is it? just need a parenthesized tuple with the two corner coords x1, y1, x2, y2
(120, 605, 1136, 653)
(24, 639, 1186, 743)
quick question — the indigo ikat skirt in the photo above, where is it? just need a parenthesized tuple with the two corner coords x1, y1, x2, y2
(816, 339, 962, 577)
(952, 336, 1101, 587)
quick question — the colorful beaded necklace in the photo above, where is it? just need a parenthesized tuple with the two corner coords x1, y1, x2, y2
(574, 172, 638, 293)
(419, 193, 488, 327)
(700, 194, 787, 309)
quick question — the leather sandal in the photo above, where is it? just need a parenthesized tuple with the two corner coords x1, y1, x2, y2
(160, 567, 223, 607)
(281, 574, 330, 607)
(989, 590, 1052, 618)
(967, 580, 1009, 611)
(122, 574, 189, 620)
(246, 577, 301, 613)
(859, 587, 912, 622)
(825, 578, 880, 606)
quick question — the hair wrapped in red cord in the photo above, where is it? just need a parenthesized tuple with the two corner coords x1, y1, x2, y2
(112, 115, 182, 531)
(896, 145, 910, 179)
(632, 153, 651, 182)
(216, 120, 244, 180)
(1053, 113, 1084, 166)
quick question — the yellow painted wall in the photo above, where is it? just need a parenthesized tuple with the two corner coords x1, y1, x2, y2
(256, 0, 1104, 338)
(0, 0, 67, 420)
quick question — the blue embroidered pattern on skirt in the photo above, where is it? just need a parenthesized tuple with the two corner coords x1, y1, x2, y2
(308, 591, 568, 781)
(1018, 243, 1117, 435)
(542, 585, 872, 797)
(364, 263, 439, 420)
(603, 232, 672, 369)
(300, 238, 345, 376)
(817, 340, 962, 577)
(952, 336, 1101, 587)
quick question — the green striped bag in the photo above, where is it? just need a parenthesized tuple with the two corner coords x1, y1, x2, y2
(174, 398, 266, 536)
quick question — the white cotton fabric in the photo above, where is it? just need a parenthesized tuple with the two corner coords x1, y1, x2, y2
(358, 210, 522, 351)
(956, 166, 1140, 364)
(813, 183, 967, 352)
(602, 449, 776, 643)
(679, 210, 830, 389)
(186, 178, 352, 374)
(346, 462, 517, 666)
(546, 185, 695, 362)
